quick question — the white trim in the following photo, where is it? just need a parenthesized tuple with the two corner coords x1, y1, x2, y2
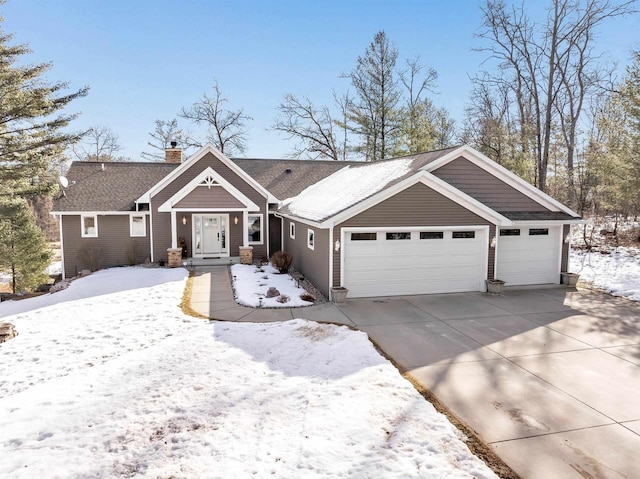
(247, 213, 264, 245)
(149, 207, 155, 263)
(264, 200, 269, 253)
(158, 166, 260, 212)
(170, 211, 177, 249)
(80, 214, 98, 238)
(129, 213, 146, 237)
(275, 211, 324, 229)
(316, 171, 512, 228)
(328, 225, 334, 293)
(243, 210, 248, 247)
(307, 228, 315, 250)
(423, 145, 581, 217)
(137, 144, 276, 203)
(290, 222, 296, 239)
(52, 211, 150, 216)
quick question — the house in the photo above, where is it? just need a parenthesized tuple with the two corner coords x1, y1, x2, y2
(52, 144, 583, 299)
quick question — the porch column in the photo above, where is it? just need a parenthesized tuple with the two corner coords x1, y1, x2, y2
(242, 210, 249, 247)
(170, 210, 178, 248)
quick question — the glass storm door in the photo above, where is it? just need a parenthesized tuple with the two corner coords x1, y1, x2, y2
(192, 214, 228, 257)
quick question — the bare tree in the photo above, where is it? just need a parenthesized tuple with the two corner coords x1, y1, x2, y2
(141, 119, 190, 161)
(476, 0, 636, 194)
(273, 94, 345, 160)
(180, 81, 252, 155)
(72, 125, 126, 162)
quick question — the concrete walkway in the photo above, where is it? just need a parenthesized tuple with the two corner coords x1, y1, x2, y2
(189, 266, 640, 479)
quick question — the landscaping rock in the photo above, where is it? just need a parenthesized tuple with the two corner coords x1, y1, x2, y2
(0, 323, 17, 343)
(265, 287, 280, 298)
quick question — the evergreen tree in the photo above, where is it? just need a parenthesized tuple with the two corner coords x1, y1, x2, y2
(0, 7, 88, 199)
(343, 31, 401, 161)
(0, 198, 51, 293)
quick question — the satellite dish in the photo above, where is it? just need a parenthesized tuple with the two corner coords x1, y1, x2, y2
(59, 176, 69, 188)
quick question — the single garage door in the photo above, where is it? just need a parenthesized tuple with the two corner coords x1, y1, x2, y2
(343, 228, 487, 298)
(496, 226, 561, 285)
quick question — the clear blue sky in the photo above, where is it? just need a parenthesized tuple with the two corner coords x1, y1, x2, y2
(3, 0, 639, 160)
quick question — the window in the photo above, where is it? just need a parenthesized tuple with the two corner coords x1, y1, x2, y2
(420, 231, 444, 239)
(452, 231, 475, 239)
(248, 214, 263, 244)
(81, 214, 98, 238)
(351, 232, 377, 241)
(307, 228, 315, 250)
(500, 229, 521, 236)
(386, 232, 411, 240)
(290, 222, 295, 239)
(130, 214, 146, 237)
(529, 228, 549, 236)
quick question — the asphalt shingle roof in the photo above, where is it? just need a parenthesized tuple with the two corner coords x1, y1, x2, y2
(53, 161, 179, 212)
(501, 211, 578, 221)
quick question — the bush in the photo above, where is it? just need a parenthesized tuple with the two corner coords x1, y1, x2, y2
(276, 294, 290, 304)
(271, 250, 292, 274)
(77, 244, 104, 272)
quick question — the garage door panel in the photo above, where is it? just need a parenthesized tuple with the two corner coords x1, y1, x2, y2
(344, 228, 487, 298)
(497, 226, 561, 285)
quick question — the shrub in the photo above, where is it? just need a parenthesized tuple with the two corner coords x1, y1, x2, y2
(299, 293, 315, 303)
(276, 294, 290, 304)
(271, 250, 292, 274)
(77, 245, 104, 272)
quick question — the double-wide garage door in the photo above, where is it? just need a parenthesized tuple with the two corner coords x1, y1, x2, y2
(343, 228, 487, 298)
(496, 225, 562, 285)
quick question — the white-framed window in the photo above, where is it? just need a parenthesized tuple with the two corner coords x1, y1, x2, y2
(307, 228, 315, 250)
(248, 214, 263, 244)
(290, 222, 296, 239)
(130, 214, 146, 237)
(81, 214, 98, 238)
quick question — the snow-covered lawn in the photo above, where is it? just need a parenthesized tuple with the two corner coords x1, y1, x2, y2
(0, 267, 496, 478)
(231, 263, 314, 307)
(570, 246, 640, 302)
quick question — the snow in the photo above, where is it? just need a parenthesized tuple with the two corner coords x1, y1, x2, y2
(570, 247, 640, 302)
(46, 260, 62, 276)
(283, 159, 414, 221)
(0, 266, 496, 478)
(231, 263, 314, 307)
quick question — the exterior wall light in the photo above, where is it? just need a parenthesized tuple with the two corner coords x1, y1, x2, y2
(490, 236, 497, 248)
(334, 239, 341, 252)
(182, 216, 187, 225)
(234, 216, 239, 225)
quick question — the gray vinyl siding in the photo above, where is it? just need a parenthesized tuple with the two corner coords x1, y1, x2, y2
(282, 218, 330, 297)
(562, 224, 570, 273)
(433, 157, 550, 212)
(150, 152, 268, 261)
(174, 186, 245, 209)
(332, 182, 496, 287)
(61, 214, 151, 278)
(268, 214, 282, 256)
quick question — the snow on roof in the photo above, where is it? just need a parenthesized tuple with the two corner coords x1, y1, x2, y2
(281, 158, 414, 222)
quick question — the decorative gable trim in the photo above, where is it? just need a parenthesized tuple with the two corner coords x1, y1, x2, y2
(136, 144, 276, 204)
(158, 166, 260, 212)
(314, 170, 513, 228)
(423, 145, 580, 217)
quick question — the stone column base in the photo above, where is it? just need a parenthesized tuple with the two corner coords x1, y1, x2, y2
(167, 248, 182, 268)
(239, 246, 253, 265)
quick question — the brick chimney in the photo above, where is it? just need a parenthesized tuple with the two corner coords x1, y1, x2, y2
(165, 141, 182, 164)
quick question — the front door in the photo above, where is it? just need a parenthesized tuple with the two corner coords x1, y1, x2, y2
(192, 214, 228, 257)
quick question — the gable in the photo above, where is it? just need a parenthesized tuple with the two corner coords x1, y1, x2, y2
(432, 157, 549, 212)
(339, 182, 491, 228)
(151, 152, 267, 209)
(173, 185, 247, 209)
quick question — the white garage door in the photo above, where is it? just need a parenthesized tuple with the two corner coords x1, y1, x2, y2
(343, 228, 487, 298)
(496, 226, 561, 285)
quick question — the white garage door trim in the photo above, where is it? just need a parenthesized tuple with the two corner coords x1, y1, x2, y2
(340, 226, 489, 298)
(495, 225, 562, 285)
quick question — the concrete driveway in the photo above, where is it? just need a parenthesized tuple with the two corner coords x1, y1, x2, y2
(339, 287, 640, 479)
(190, 268, 640, 478)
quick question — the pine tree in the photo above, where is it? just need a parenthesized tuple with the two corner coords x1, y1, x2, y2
(0, 7, 88, 199)
(344, 31, 401, 161)
(0, 198, 51, 293)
